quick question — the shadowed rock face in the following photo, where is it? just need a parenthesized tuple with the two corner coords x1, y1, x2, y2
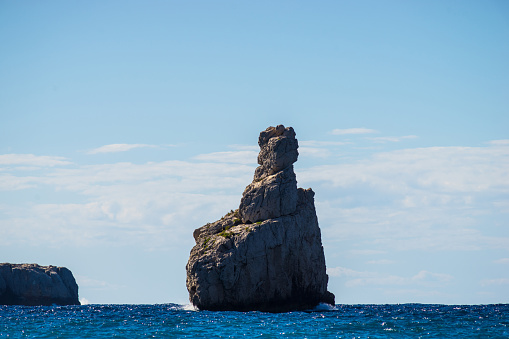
(186, 125, 335, 312)
(0, 263, 80, 306)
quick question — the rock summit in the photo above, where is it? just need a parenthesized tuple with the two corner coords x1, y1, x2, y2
(186, 125, 335, 312)
(0, 263, 80, 306)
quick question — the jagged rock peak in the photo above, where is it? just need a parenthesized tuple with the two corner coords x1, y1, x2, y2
(239, 125, 299, 224)
(0, 263, 80, 306)
(258, 124, 296, 147)
(254, 124, 298, 181)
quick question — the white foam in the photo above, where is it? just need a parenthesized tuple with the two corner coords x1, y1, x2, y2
(79, 297, 90, 305)
(312, 303, 338, 312)
(180, 303, 198, 311)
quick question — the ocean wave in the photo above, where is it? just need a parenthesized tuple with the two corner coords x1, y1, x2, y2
(1, 304, 508, 337)
(179, 303, 198, 311)
(310, 303, 338, 312)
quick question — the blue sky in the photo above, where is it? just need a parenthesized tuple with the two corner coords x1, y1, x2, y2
(1, 1, 508, 305)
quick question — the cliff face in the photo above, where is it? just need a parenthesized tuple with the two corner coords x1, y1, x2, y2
(0, 263, 80, 306)
(186, 125, 334, 312)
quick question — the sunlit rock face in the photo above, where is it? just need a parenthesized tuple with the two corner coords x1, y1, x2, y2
(0, 263, 80, 306)
(186, 125, 334, 312)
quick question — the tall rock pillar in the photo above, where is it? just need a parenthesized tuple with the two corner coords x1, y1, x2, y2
(186, 125, 335, 312)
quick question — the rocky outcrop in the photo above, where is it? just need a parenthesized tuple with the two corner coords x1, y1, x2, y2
(0, 263, 80, 306)
(239, 125, 299, 224)
(186, 125, 334, 312)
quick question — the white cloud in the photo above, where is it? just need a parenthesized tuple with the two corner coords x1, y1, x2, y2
(228, 144, 259, 151)
(299, 140, 350, 147)
(298, 147, 332, 158)
(294, 140, 352, 158)
(76, 276, 125, 290)
(327, 266, 365, 278)
(367, 135, 418, 143)
(87, 144, 158, 154)
(1, 160, 254, 193)
(0, 154, 71, 167)
(0, 157, 254, 249)
(193, 150, 258, 164)
(304, 142, 509, 252)
(488, 139, 509, 146)
(367, 259, 395, 265)
(0, 174, 38, 190)
(412, 270, 453, 283)
(348, 249, 386, 256)
(494, 258, 509, 264)
(480, 278, 509, 286)
(330, 128, 377, 135)
(318, 202, 500, 251)
(381, 288, 450, 298)
(1, 140, 508, 260)
(328, 266, 453, 288)
(300, 144, 509, 194)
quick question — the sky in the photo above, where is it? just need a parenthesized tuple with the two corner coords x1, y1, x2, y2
(1, 0, 508, 305)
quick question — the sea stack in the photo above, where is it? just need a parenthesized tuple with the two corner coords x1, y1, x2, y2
(186, 125, 335, 312)
(0, 263, 80, 306)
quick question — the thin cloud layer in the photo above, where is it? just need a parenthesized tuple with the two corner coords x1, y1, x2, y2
(330, 128, 377, 135)
(0, 155, 255, 249)
(0, 154, 72, 167)
(480, 278, 509, 286)
(488, 139, 509, 146)
(1, 143, 507, 252)
(299, 141, 351, 147)
(0, 140, 508, 303)
(300, 144, 509, 195)
(328, 266, 453, 288)
(367, 135, 418, 143)
(304, 142, 509, 252)
(193, 151, 258, 164)
(87, 144, 158, 154)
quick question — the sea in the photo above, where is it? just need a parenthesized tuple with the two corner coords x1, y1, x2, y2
(0, 303, 508, 338)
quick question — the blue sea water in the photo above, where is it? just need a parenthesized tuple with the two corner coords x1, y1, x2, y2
(0, 304, 508, 338)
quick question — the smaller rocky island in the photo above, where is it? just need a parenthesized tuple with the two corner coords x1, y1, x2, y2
(0, 263, 80, 306)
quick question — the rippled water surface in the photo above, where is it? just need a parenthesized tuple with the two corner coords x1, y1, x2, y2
(1, 304, 508, 338)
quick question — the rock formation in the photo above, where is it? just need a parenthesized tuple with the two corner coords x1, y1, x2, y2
(0, 263, 80, 306)
(186, 125, 335, 312)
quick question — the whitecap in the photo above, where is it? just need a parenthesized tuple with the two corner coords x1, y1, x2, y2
(180, 303, 198, 311)
(79, 297, 90, 305)
(311, 303, 338, 312)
